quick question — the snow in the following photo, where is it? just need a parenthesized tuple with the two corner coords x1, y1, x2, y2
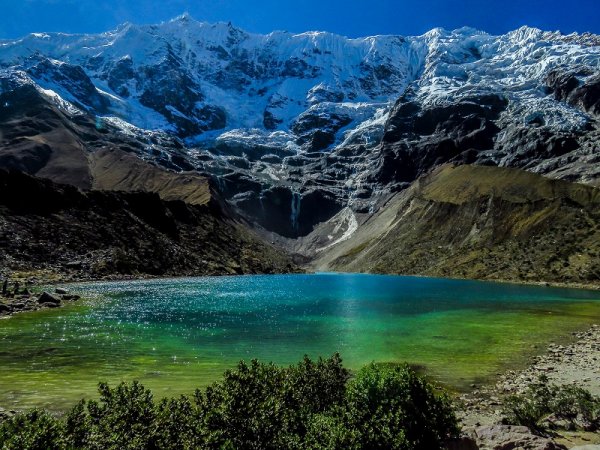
(36, 87, 82, 115)
(316, 207, 359, 253)
(0, 17, 597, 154)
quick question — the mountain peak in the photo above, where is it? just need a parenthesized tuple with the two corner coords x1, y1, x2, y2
(171, 12, 193, 23)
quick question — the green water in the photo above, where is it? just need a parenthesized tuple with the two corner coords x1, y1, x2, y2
(1, 273, 600, 411)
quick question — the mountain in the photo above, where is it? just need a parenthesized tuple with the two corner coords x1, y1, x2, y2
(0, 17, 598, 283)
(0, 169, 296, 280)
(313, 164, 600, 285)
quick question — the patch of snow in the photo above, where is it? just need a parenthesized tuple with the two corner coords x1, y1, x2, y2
(316, 207, 359, 252)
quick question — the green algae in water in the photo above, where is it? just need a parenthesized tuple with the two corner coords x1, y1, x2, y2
(1, 274, 600, 411)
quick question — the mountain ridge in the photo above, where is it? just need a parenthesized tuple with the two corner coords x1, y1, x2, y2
(0, 17, 598, 276)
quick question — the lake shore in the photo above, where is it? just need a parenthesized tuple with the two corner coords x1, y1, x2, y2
(3, 266, 600, 291)
(458, 323, 600, 447)
(0, 289, 83, 318)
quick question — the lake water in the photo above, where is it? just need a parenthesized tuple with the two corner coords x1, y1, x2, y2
(1, 273, 600, 411)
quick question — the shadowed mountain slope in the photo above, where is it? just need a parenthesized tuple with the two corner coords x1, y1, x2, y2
(0, 170, 296, 280)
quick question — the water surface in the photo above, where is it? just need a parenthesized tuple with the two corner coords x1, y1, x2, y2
(1, 274, 600, 411)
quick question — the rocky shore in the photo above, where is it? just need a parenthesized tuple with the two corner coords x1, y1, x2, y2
(0, 281, 82, 317)
(457, 324, 600, 449)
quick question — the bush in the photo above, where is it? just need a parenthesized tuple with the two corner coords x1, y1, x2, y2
(65, 381, 158, 449)
(0, 409, 65, 450)
(0, 355, 459, 449)
(502, 375, 600, 432)
(304, 410, 361, 450)
(194, 354, 350, 448)
(344, 364, 459, 450)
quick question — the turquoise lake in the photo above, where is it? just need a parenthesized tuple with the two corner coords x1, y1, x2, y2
(1, 273, 600, 411)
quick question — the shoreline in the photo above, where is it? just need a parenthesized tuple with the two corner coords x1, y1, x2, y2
(458, 323, 600, 447)
(0, 288, 83, 318)
(4, 268, 600, 292)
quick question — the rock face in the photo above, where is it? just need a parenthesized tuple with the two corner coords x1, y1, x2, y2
(0, 20, 598, 241)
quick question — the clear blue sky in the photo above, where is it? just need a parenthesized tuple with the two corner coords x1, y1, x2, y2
(1, 0, 598, 39)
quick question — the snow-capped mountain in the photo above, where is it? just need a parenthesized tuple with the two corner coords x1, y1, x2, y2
(0, 16, 599, 239)
(0, 14, 423, 143)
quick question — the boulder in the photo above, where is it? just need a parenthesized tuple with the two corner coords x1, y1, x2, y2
(0, 303, 11, 314)
(465, 425, 567, 450)
(62, 294, 81, 301)
(55, 287, 69, 295)
(38, 291, 61, 305)
(39, 302, 60, 308)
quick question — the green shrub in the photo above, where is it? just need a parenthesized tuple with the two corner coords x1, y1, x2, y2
(344, 363, 459, 450)
(0, 355, 460, 449)
(304, 410, 361, 450)
(502, 375, 600, 432)
(502, 375, 556, 431)
(194, 353, 350, 449)
(65, 381, 158, 450)
(152, 396, 198, 450)
(194, 359, 289, 449)
(0, 409, 65, 450)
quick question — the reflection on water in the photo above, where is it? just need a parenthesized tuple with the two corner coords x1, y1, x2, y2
(1, 273, 600, 411)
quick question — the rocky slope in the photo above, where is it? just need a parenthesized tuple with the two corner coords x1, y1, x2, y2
(0, 19, 598, 241)
(313, 164, 600, 285)
(0, 169, 296, 280)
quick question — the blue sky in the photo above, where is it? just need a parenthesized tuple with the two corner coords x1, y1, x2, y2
(1, 0, 598, 39)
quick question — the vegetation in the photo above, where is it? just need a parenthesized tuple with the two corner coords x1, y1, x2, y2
(324, 165, 600, 286)
(502, 375, 600, 433)
(0, 355, 459, 450)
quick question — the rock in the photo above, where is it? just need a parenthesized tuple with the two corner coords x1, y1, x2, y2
(55, 288, 69, 295)
(466, 425, 568, 450)
(446, 435, 479, 450)
(62, 294, 81, 301)
(39, 302, 60, 308)
(37, 291, 61, 305)
(543, 414, 576, 431)
(569, 446, 600, 450)
(0, 303, 11, 314)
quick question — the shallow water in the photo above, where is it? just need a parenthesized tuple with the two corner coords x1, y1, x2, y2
(1, 273, 600, 411)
